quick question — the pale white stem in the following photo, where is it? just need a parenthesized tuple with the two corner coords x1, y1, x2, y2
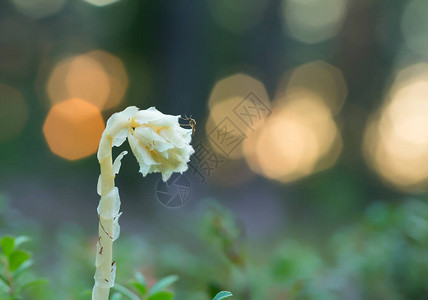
(91, 106, 194, 300)
(92, 136, 115, 299)
(92, 136, 125, 299)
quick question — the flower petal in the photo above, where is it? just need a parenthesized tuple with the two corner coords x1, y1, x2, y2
(112, 212, 122, 242)
(133, 107, 180, 127)
(97, 187, 120, 219)
(159, 127, 191, 148)
(134, 127, 173, 152)
(97, 175, 101, 196)
(112, 151, 128, 175)
(128, 132, 160, 177)
(100, 106, 194, 182)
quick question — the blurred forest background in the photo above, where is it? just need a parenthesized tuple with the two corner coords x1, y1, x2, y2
(0, 0, 427, 299)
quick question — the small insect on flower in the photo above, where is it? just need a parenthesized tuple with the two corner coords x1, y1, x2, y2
(180, 115, 196, 136)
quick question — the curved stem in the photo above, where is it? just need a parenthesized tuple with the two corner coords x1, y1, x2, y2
(90, 106, 193, 299)
(92, 136, 116, 300)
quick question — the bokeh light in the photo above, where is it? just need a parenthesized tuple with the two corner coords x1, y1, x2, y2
(401, 0, 428, 56)
(208, 73, 269, 110)
(85, 50, 129, 110)
(208, 0, 268, 33)
(0, 84, 28, 143)
(244, 88, 342, 182)
(279, 61, 348, 115)
(205, 98, 248, 159)
(46, 50, 128, 110)
(206, 74, 271, 159)
(43, 98, 105, 160)
(281, 0, 348, 44)
(363, 64, 428, 193)
(82, 0, 121, 7)
(10, 0, 67, 19)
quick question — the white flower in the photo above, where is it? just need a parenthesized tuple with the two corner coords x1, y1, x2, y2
(98, 106, 194, 181)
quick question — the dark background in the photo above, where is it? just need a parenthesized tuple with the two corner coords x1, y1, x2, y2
(0, 0, 427, 299)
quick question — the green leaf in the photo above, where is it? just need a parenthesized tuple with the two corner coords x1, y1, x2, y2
(0, 274, 8, 285)
(0, 275, 10, 293)
(9, 250, 30, 272)
(147, 291, 174, 300)
(110, 293, 123, 300)
(17, 278, 48, 293)
(129, 271, 146, 296)
(213, 291, 233, 300)
(80, 289, 92, 296)
(14, 237, 30, 249)
(113, 283, 140, 300)
(130, 281, 146, 297)
(134, 272, 146, 286)
(0, 236, 15, 257)
(13, 259, 33, 279)
(149, 275, 178, 296)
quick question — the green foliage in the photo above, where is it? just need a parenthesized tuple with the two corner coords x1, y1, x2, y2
(146, 291, 173, 300)
(330, 199, 428, 299)
(1, 196, 428, 300)
(0, 235, 48, 299)
(212, 291, 233, 300)
(113, 270, 233, 300)
(110, 293, 124, 300)
(148, 275, 178, 296)
(270, 241, 323, 282)
(0, 236, 15, 257)
(113, 273, 178, 300)
(201, 202, 245, 266)
(129, 272, 147, 296)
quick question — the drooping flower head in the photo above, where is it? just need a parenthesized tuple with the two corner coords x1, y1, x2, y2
(98, 106, 194, 181)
